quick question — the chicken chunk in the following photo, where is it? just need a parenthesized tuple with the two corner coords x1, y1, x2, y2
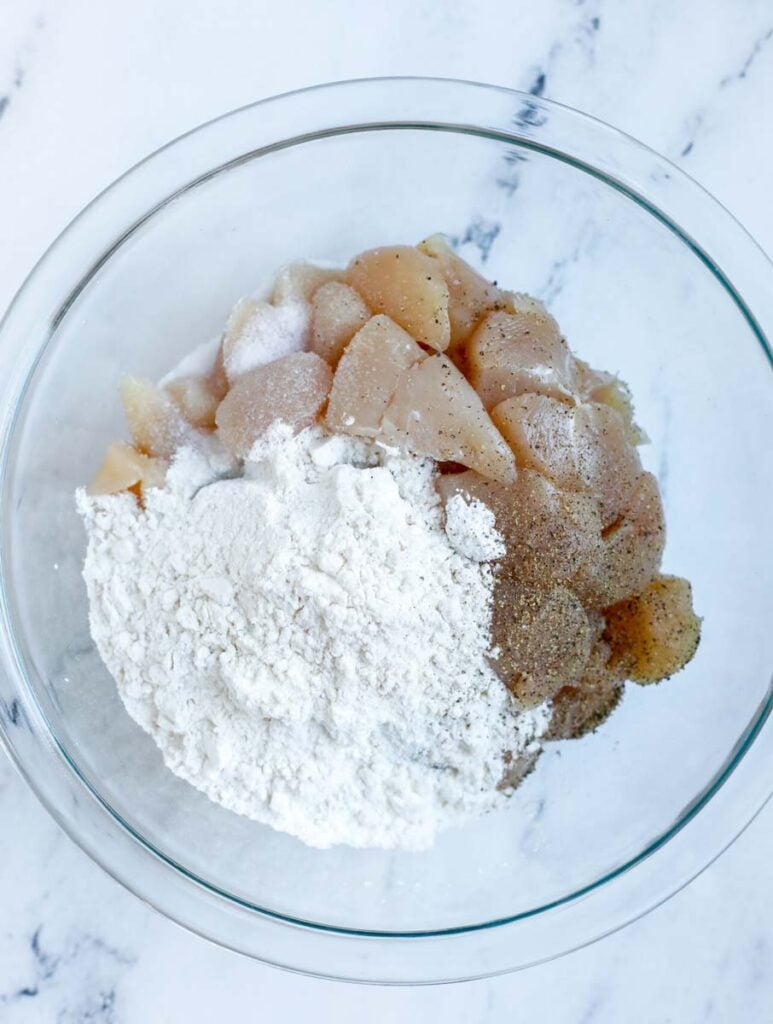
(325, 315, 425, 437)
(492, 395, 642, 527)
(271, 260, 342, 304)
(604, 575, 701, 684)
(594, 471, 666, 607)
(381, 354, 516, 484)
(491, 392, 581, 489)
(165, 375, 221, 429)
(418, 234, 514, 347)
(209, 344, 229, 401)
(467, 308, 578, 408)
(87, 441, 167, 497)
(121, 376, 190, 459)
(346, 245, 451, 351)
(221, 297, 308, 381)
(310, 281, 371, 366)
(545, 638, 625, 740)
(490, 580, 594, 707)
(216, 352, 332, 458)
(580, 403, 643, 527)
(576, 359, 647, 445)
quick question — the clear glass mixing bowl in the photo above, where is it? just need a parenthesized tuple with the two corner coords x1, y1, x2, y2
(0, 78, 771, 984)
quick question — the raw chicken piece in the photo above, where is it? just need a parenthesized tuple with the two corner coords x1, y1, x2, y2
(271, 261, 342, 303)
(325, 315, 425, 437)
(545, 637, 625, 739)
(490, 580, 593, 707)
(87, 441, 167, 497)
(221, 297, 309, 381)
(166, 375, 221, 429)
(216, 352, 332, 458)
(576, 359, 647, 445)
(418, 234, 514, 347)
(604, 575, 701, 684)
(436, 470, 505, 508)
(346, 245, 451, 351)
(381, 354, 516, 484)
(209, 344, 229, 401)
(491, 393, 581, 489)
(436, 469, 604, 602)
(492, 395, 642, 527)
(595, 471, 666, 607)
(467, 309, 578, 409)
(579, 403, 643, 528)
(509, 292, 550, 317)
(310, 282, 371, 366)
(121, 377, 190, 459)
(505, 477, 605, 606)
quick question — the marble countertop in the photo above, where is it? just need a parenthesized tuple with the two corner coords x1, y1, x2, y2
(1, 0, 771, 1019)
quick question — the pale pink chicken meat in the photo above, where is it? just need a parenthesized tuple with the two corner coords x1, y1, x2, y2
(604, 575, 701, 684)
(220, 297, 309, 382)
(310, 281, 371, 366)
(87, 441, 167, 497)
(216, 352, 332, 458)
(578, 403, 643, 528)
(325, 315, 425, 437)
(209, 345, 229, 401)
(381, 354, 517, 484)
(576, 359, 647, 445)
(546, 636, 625, 740)
(346, 245, 451, 351)
(418, 234, 514, 348)
(491, 392, 581, 489)
(595, 470, 666, 607)
(490, 579, 594, 708)
(121, 377, 192, 459)
(165, 375, 222, 430)
(270, 261, 343, 304)
(467, 308, 578, 409)
(492, 394, 642, 527)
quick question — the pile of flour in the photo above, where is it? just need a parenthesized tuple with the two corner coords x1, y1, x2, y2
(78, 425, 548, 849)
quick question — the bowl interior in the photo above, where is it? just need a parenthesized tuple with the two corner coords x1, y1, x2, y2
(4, 123, 773, 935)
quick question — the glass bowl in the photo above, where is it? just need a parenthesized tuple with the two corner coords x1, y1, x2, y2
(0, 78, 771, 984)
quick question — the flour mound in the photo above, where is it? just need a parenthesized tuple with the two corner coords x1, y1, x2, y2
(78, 426, 547, 850)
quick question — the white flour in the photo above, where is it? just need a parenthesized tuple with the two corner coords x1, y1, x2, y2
(78, 425, 548, 850)
(444, 493, 506, 563)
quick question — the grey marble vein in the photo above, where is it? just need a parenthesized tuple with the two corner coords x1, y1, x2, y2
(0, 12, 45, 126)
(6, 698, 21, 725)
(537, 220, 598, 305)
(677, 25, 773, 160)
(496, 2, 602, 195)
(577, 989, 610, 1024)
(720, 25, 773, 87)
(451, 217, 502, 263)
(0, 926, 133, 1020)
(678, 108, 707, 159)
(528, 69, 547, 97)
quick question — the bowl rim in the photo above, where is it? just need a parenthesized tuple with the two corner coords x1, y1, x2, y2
(0, 75, 771, 983)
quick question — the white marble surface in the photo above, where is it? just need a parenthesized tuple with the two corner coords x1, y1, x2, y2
(1, 0, 772, 1019)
